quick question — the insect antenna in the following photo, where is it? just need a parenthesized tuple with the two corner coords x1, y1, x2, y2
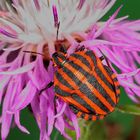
(39, 81, 54, 94)
(23, 50, 45, 57)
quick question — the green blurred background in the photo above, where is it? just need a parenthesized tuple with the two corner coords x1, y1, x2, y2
(5, 0, 140, 140)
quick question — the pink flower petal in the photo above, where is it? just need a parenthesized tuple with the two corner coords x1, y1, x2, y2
(0, 62, 35, 75)
(11, 81, 36, 112)
(39, 95, 48, 140)
(1, 81, 15, 140)
(14, 111, 30, 134)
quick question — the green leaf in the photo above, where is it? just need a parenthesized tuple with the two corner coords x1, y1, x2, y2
(116, 105, 140, 116)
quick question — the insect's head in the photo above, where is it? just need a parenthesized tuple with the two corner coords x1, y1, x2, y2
(52, 45, 67, 68)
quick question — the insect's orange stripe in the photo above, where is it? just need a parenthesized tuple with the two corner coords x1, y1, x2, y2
(111, 73, 120, 103)
(64, 64, 107, 114)
(65, 63, 113, 114)
(66, 59, 114, 112)
(75, 90, 107, 115)
(111, 74, 120, 89)
(58, 57, 65, 63)
(92, 116, 97, 121)
(58, 69, 78, 89)
(111, 74, 120, 90)
(54, 76, 73, 91)
(114, 81, 120, 87)
(64, 63, 86, 83)
(111, 73, 117, 79)
(85, 51, 113, 85)
(62, 96, 89, 113)
(70, 55, 91, 72)
(59, 60, 114, 114)
(116, 98, 119, 103)
(78, 51, 95, 69)
(99, 115, 104, 120)
(77, 111, 82, 118)
(116, 89, 120, 94)
(96, 59, 114, 85)
(85, 81, 114, 112)
(84, 114, 89, 120)
(92, 70, 116, 103)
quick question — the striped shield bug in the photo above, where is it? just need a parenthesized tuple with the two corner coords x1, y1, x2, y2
(49, 46, 120, 121)
(23, 45, 120, 121)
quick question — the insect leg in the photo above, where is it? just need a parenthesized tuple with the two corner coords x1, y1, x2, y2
(39, 81, 54, 94)
(47, 81, 54, 88)
(23, 51, 45, 57)
(54, 96, 58, 116)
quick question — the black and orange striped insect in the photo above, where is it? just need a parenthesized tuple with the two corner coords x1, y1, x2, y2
(46, 46, 120, 121)
(24, 45, 120, 121)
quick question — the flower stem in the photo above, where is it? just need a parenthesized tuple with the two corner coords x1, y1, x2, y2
(66, 120, 106, 140)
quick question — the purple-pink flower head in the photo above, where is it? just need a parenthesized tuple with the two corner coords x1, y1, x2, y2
(0, 0, 140, 140)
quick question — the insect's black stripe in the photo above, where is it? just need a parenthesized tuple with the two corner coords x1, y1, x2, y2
(58, 53, 66, 61)
(53, 57, 62, 66)
(62, 65, 82, 86)
(55, 84, 110, 115)
(88, 114, 93, 120)
(59, 46, 67, 54)
(68, 61, 115, 108)
(70, 53, 90, 68)
(55, 85, 95, 113)
(70, 105, 87, 117)
(81, 113, 100, 120)
(70, 105, 79, 113)
(55, 72, 74, 89)
(103, 65, 118, 83)
(70, 105, 99, 121)
(62, 65, 110, 113)
(71, 52, 115, 93)
(87, 75, 115, 108)
(85, 50, 97, 66)
(94, 67, 116, 94)
(78, 84, 110, 113)
(70, 105, 90, 120)
(104, 65, 114, 75)
(105, 66, 120, 91)
(113, 78, 118, 82)
(88, 114, 99, 121)
(81, 113, 85, 119)
(55, 85, 70, 96)
(95, 115, 100, 120)
(71, 93, 95, 113)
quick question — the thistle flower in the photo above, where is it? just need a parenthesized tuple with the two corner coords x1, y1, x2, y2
(0, 0, 140, 140)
